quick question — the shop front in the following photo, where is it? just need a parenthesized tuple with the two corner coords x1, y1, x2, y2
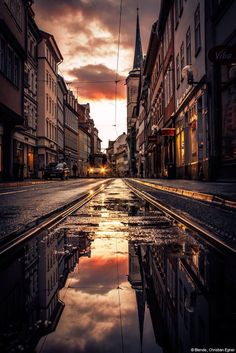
(13, 133, 37, 179)
(175, 90, 208, 180)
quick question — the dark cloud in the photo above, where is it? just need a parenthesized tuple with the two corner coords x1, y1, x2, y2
(68, 64, 126, 100)
(34, 0, 160, 54)
(67, 37, 116, 57)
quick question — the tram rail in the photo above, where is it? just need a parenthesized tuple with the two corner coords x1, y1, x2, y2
(124, 179, 236, 255)
(0, 180, 111, 259)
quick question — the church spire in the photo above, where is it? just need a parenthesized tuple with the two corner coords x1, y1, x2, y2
(133, 8, 143, 70)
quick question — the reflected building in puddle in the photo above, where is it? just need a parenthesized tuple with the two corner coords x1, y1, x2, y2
(0, 225, 91, 353)
(128, 236, 236, 353)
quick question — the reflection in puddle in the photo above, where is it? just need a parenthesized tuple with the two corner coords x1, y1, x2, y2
(0, 180, 235, 353)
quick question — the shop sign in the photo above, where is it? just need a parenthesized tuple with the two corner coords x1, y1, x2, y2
(161, 128, 175, 136)
(208, 46, 236, 65)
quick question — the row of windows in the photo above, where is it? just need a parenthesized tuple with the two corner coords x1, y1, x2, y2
(46, 120, 57, 142)
(28, 35, 37, 59)
(164, 60, 173, 107)
(154, 90, 164, 124)
(176, 5, 201, 88)
(46, 71, 57, 93)
(24, 102, 37, 130)
(47, 269, 58, 296)
(46, 94, 57, 117)
(46, 47, 57, 73)
(176, 4, 201, 88)
(47, 249, 57, 272)
(163, 12, 172, 57)
(151, 50, 162, 94)
(175, 0, 184, 28)
(25, 67, 37, 95)
(0, 37, 20, 87)
(65, 108, 78, 131)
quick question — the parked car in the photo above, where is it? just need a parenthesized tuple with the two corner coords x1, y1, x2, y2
(44, 162, 70, 180)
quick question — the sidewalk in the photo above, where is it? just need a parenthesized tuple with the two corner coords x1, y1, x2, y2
(0, 179, 53, 188)
(135, 178, 236, 208)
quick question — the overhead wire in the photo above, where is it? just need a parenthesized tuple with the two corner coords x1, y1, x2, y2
(113, 0, 123, 137)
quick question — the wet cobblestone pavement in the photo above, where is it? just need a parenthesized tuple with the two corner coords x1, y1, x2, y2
(1, 179, 236, 353)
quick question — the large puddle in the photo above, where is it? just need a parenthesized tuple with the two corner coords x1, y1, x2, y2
(0, 180, 235, 353)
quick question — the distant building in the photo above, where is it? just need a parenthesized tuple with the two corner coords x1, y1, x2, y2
(77, 103, 91, 176)
(106, 140, 115, 176)
(113, 132, 128, 177)
(64, 90, 79, 174)
(37, 30, 63, 175)
(57, 75, 67, 162)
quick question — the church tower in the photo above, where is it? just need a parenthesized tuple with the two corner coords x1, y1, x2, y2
(126, 8, 143, 176)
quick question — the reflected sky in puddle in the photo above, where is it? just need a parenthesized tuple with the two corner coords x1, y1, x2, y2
(36, 180, 161, 353)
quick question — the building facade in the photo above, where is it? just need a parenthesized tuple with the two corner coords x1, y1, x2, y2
(14, 6, 41, 179)
(37, 30, 63, 175)
(57, 75, 67, 163)
(64, 90, 79, 175)
(206, 0, 236, 180)
(0, 0, 27, 179)
(174, 0, 207, 180)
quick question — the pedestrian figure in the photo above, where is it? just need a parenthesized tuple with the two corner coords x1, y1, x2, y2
(72, 163, 78, 178)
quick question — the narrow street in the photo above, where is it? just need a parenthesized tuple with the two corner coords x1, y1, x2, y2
(1, 179, 235, 353)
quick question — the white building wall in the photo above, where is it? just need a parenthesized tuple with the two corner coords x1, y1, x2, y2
(174, 0, 206, 110)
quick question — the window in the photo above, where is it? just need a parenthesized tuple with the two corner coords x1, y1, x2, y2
(0, 37, 19, 87)
(7, 47, 13, 81)
(194, 4, 201, 55)
(46, 120, 49, 137)
(46, 94, 49, 111)
(46, 71, 49, 85)
(186, 27, 191, 64)
(49, 97, 51, 114)
(0, 38, 5, 72)
(164, 12, 171, 57)
(164, 60, 173, 107)
(175, 0, 183, 26)
(180, 42, 184, 80)
(176, 53, 180, 87)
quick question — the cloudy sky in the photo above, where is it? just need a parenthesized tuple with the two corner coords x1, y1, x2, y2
(34, 0, 160, 149)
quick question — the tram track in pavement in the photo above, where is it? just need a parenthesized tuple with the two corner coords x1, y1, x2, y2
(0, 179, 112, 260)
(124, 179, 236, 255)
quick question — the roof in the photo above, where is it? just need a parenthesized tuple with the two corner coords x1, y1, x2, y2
(133, 8, 143, 70)
(40, 30, 63, 63)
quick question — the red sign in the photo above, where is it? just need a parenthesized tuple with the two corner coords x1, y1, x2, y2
(208, 46, 236, 65)
(161, 128, 175, 136)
